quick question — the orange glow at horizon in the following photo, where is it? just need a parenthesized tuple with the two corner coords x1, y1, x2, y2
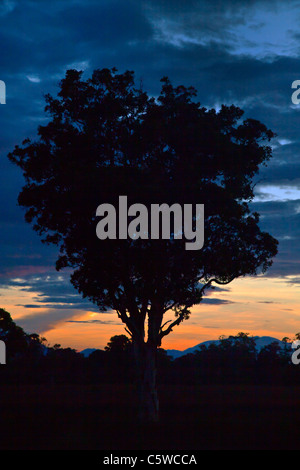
(1, 275, 300, 352)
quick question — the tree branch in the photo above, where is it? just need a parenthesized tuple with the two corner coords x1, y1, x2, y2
(159, 311, 186, 342)
(159, 276, 236, 342)
(199, 276, 235, 295)
(160, 319, 172, 330)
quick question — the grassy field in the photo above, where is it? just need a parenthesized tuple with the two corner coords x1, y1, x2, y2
(1, 383, 300, 450)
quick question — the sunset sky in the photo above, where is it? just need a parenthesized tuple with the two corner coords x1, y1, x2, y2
(1, 0, 300, 352)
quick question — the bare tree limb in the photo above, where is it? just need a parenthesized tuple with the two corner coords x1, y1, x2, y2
(160, 319, 172, 330)
(125, 327, 132, 338)
(159, 312, 186, 341)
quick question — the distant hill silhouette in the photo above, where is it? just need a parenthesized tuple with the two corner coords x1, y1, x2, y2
(80, 348, 97, 357)
(80, 336, 292, 359)
(166, 336, 291, 359)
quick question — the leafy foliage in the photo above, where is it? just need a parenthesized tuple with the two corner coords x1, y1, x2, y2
(8, 68, 278, 347)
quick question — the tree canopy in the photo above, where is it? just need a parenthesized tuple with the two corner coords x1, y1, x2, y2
(8, 67, 278, 347)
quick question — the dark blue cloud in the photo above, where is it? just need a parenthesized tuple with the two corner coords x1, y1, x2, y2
(0, 273, 101, 311)
(200, 299, 234, 305)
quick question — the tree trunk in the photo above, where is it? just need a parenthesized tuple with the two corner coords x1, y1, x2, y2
(133, 340, 159, 423)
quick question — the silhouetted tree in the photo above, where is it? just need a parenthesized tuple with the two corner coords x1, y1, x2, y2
(104, 334, 134, 382)
(8, 68, 278, 422)
(0, 308, 28, 360)
(217, 332, 257, 382)
(279, 336, 292, 363)
(104, 334, 132, 353)
(257, 341, 285, 384)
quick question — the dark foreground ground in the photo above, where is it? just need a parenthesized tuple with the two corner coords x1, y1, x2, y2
(1, 383, 300, 450)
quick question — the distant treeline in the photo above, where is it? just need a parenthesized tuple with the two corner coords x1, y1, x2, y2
(1, 308, 300, 386)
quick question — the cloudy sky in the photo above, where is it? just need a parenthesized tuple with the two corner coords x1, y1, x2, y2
(1, 0, 300, 351)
